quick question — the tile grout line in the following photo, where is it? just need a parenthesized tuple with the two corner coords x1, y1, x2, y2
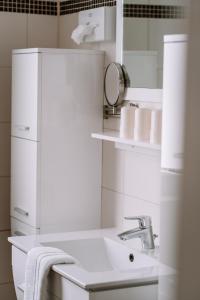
(101, 186, 160, 207)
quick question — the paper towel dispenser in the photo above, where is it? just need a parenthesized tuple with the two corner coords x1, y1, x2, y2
(71, 7, 116, 44)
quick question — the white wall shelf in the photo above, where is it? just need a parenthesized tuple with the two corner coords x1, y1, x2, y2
(91, 131, 161, 151)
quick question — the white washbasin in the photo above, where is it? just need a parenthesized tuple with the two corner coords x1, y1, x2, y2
(9, 228, 160, 290)
(42, 237, 157, 273)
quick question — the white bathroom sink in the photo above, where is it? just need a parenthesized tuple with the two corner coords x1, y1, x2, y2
(42, 237, 157, 273)
(9, 228, 160, 290)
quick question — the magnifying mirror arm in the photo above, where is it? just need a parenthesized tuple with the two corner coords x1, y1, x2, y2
(103, 105, 121, 119)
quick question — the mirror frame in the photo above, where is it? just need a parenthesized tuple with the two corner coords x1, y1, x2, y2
(116, 0, 163, 103)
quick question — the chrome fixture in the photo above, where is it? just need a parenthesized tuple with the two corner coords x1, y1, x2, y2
(103, 105, 121, 119)
(103, 62, 130, 119)
(118, 216, 156, 250)
(103, 102, 139, 119)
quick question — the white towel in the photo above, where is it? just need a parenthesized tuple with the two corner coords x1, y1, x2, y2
(24, 247, 75, 300)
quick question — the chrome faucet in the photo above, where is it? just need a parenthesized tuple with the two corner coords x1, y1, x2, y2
(118, 216, 156, 250)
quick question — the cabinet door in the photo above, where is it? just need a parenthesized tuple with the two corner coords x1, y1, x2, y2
(11, 53, 41, 141)
(40, 52, 103, 231)
(162, 40, 187, 171)
(11, 137, 40, 228)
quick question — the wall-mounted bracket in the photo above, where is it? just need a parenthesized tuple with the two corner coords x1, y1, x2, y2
(103, 105, 121, 119)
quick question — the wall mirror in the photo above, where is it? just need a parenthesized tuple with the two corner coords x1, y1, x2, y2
(116, 0, 189, 94)
(104, 62, 129, 118)
(104, 62, 128, 107)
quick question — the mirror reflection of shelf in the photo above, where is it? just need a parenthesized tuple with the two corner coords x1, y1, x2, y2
(91, 131, 161, 151)
(124, 88, 163, 103)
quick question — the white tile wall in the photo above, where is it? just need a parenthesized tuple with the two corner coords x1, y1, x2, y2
(123, 195, 160, 235)
(124, 150, 161, 204)
(98, 42, 116, 66)
(101, 188, 124, 229)
(0, 10, 58, 299)
(0, 13, 27, 67)
(0, 283, 16, 299)
(0, 231, 13, 284)
(59, 14, 79, 49)
(0, 124, 11, 177)
(102, 142, 125, 193)
(0, 178, 10, 231)
(102, 141, 161, 236)
(0, 8, 163, 297)
(27, 14, 58, 48)
(58, 11, 162, 240)
(0, 68, 11, 122)
(101, 187, 160, 236)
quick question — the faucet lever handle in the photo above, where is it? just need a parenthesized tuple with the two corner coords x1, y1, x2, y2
(124, 216, 152, 229)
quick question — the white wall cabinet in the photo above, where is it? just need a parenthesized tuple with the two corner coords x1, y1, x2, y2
(161, 35, 187, 172)
(11, 137, 39, 228)
(159, 35, 187, 300)
(11, 53, 41, 141)
(11, 48, 104, 235)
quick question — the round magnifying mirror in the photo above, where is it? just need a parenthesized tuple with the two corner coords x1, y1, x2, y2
(104, 62, 126, 107)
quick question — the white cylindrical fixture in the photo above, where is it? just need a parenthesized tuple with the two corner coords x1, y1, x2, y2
(134, 108, 151, 142)
(120, 106, 136, 139)
(161, 35, 187, 171)
(150, 109, 162, 144)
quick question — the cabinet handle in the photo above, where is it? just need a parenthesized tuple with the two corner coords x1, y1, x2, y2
(17, 283, 25, 292)
(14, 207, 29, 216)
(14, 231, 26, 236)
(15, 125, 30, 131)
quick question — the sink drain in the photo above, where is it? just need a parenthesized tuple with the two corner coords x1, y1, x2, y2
(129, 253, 134, 262)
